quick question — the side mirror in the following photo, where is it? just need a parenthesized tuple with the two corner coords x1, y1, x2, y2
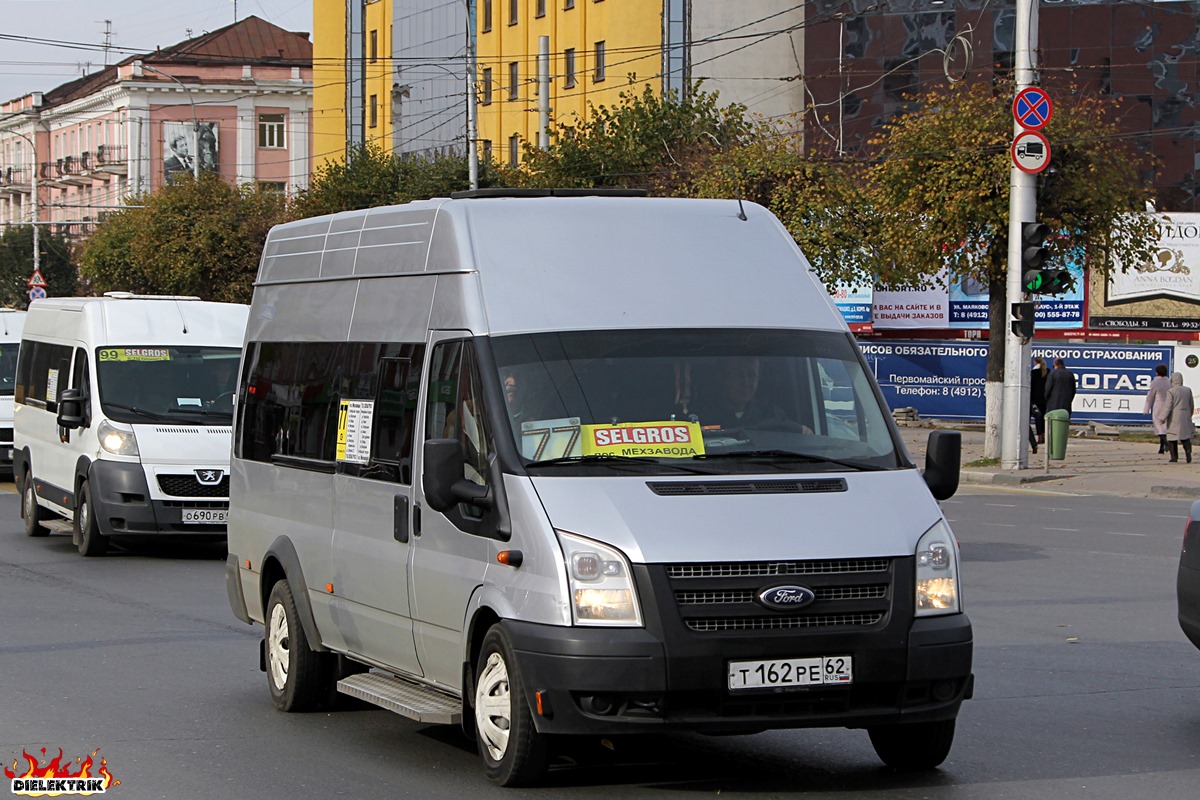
(57, 387, 84, 430)
(422, 438, 491, 513)
(923, 430, 961, 501)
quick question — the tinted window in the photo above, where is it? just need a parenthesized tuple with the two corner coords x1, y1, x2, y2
(16, 340, 72, 409)
(0, 343, 19, 397)
(239, 341, 425, 478)
(426, 340, 491, 515)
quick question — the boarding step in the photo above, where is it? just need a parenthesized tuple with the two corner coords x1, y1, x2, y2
(337, 672, 461, 724)
(41, 519, 73, 534)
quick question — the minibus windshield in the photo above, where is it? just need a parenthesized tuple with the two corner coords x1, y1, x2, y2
(96, 346, 241, 424)
(491, 329, 902, 474)
(0, 343, 18, 397)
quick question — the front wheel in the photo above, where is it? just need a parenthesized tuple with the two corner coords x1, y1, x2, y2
(74, 481, 108, 557)
(474, 625, 549, 787)
(22, 472, 49, 537)
(868, 719, 956, 770)
(265, 580, 329, 712)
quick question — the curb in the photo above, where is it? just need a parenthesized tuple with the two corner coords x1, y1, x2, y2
(1150, 485, 1200, 499)
(961, 470, 1078, 486)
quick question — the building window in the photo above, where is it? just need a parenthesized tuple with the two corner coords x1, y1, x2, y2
(369, 29, 378, 62)
(482, 140, 493, 163)
(258, 114, 286, 148)
(564, 48, 576, 88)
(482, 0, 492, 32)
(536, 0, 545, 17)
(509, 0, 518, 25)
(258, 181, 286, 194)
(509, 134, 520, 167)
(508, 62, 519, 100)
(594, 41, 606, 82)
(369, 94, 378, 128)
(564, 0, 574, 8)
(482, 67, 493, 105)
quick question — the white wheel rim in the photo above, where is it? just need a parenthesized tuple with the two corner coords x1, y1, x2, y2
(79, 496, 89, 533)
(267, 602, 290, 691)
(475, 651, 512, 762)
(25, 484, 35, 518)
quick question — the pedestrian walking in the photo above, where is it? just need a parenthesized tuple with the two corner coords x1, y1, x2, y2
(1030, 356, 1048, 451)
(1144, 363, 1172, 454)
(1157, 372, 1195, 463)
(1043, 358, 1076, 417)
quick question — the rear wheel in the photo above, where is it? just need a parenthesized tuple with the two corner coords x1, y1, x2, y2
(74, 481, 108, 557)
(474, 625, 548, 786)
(265, 580, 329, 712)
(868, 719, 956, 770)
(22, 471, 49, 538)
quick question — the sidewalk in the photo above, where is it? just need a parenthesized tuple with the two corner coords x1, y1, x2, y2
(898, 421, 1200, 500)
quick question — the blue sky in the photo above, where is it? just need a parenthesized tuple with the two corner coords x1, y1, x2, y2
(0, 0, 313, 103)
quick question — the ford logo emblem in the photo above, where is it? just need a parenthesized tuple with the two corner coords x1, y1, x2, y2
(757, 585, 816, 610)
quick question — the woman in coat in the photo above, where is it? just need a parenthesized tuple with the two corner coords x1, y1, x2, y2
(1156, 372, 1195, 463)
(1144, 364, 1172, 454)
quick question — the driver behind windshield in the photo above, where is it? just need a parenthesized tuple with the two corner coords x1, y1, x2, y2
(691, 357, 793, 431)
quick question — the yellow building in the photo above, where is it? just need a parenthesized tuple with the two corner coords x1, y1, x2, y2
(475, 0, 662, 166)
(313, 0, 394, 170)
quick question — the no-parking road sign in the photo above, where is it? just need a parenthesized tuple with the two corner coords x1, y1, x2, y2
(1013, 87, 1053, 130)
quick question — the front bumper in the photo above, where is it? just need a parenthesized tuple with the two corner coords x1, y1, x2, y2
(90, 460, 228, 536)
(504, 611, 972, 735)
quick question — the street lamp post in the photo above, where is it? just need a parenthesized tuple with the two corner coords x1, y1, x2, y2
(7, 128, 41, 289)
(139, 62, 200, 179)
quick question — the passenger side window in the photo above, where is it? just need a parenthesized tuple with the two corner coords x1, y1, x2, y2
(372, 352, 423, 483)
(815, 357, 866, 440)
(426, 341, 492, 518)
(16, 341, 72, 410)
(238, 341, 344, 464)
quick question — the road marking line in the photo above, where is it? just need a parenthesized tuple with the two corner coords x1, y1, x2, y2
(982, 522, 1016, 527)
(985, 503, 1016, 508)
(1098, 511, 1135, 516)
(1106, 531, 1146, 537)
(1045, 527, 1079, 532)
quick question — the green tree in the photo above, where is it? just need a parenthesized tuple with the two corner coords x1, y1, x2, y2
(79, 174, 290, 304)
(0, 226, 75, 307)
(292, 144, 484, 218)
(801, 81, 1158, 456)
(505, 84, 757, 192)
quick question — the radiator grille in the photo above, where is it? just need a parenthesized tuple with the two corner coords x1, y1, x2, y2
(686, 613, 885, 632)
(157, 474, 230, 497)
(648, 479, 848, 496)
(662, 557, 894, 634)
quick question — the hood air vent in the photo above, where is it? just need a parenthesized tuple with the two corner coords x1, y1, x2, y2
(647, 478, 848, 496)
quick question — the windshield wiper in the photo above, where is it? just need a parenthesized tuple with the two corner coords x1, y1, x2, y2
(167, 406, 233, 420)
(101, 402, 176, 422)
(527, 454, 709, 474)
(692, 450, 885, 471)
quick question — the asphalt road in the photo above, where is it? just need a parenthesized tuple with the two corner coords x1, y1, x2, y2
(3, 485, 1200, 799)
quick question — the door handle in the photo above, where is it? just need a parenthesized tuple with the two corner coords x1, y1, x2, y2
(413, 503, 422, 537)
(393, 495, 409, 543)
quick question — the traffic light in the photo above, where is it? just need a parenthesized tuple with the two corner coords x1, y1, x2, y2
(1020, 222, 1072, 294)
(1011, 302, 1035, 339)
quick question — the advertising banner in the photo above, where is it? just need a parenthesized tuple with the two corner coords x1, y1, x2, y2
(857, 340, 1172, 424)
(872, 272, 950, 329)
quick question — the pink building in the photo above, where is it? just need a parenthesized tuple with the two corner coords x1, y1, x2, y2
(0, 16, 312, 240)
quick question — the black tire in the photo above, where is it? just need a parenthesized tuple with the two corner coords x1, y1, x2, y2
(868, 719, 956, 770)
(265, 580, 330, 712)
(74, 481, 108, 557)
(21, 471, 49, 538)
(473, 625, 549, 787)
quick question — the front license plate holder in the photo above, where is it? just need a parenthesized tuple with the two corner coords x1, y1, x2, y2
(182, 509, 228, 524)
(727, 656, 853, 691)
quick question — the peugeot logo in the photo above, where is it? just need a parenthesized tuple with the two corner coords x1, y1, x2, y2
(757, 585, 816, 610)
(194, 469, 224, 485)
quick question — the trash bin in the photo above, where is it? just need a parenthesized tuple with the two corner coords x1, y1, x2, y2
(1045, 408, 1070, 460)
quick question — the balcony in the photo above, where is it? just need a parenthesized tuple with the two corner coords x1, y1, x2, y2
(0, 166, 32, 193)
(56, 156, 92, 187)
(94, 144, 128, 176)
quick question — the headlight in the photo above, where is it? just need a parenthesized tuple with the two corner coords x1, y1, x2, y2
(915, 519, 960, 616)
(556, 531, 643, 627)
(98, 419, 139, 456)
